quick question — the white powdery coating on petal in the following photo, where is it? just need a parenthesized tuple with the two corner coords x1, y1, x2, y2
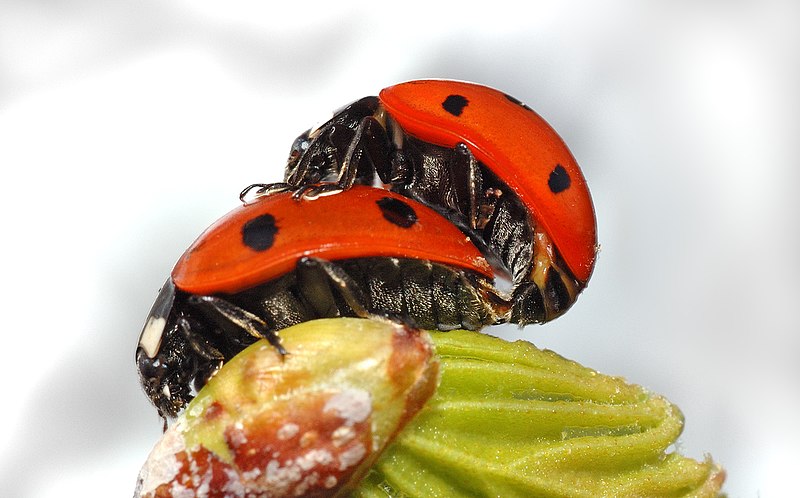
(296, 448, 335, 471)
(241, 467, 262, 481)
(257, 449, 336, 495)
(331, 425, 356, 447)
(187, 401, 205, 418)
(221, 468, 246, 497)
(135, 424, 187, 496)
(263, 458, 300, 495)
(338, 443, 367, 471)
(323, 389, 372, 426)
(183, 452, 214, 498)
(227, 421, 248, 447)
(169, 481, 195, 498)
(294, 471, 320, 496)
(324, 475, 338, 489)
(276, 423, 300, 441)
(194, 464, 214, 497)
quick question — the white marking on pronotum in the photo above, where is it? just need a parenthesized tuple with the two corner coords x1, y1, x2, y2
(139, 316, 167, 358)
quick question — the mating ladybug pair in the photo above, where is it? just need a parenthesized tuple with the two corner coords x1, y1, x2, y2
(136, 80, 598, 420)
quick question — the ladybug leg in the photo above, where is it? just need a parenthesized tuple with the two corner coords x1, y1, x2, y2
(243, 112, 390, 204)
(295, 257, 370, 318)
(289, 182, 345, 201)
(284, 127, 323, 186)
(509, 230, 583, 324)
(177, 317, 224, 363)
(241, 181, 341, 203)
(175, 317, 226, 396)
(290, 116, 391, 200)
(336, 116, 391, 188)
(388, 147, 411, 184)
(245, 127, 322, 202)
(452, 143, 483, 230)
(509, 283, 548, 325)
(187, 295, 288, 355)
(299, 257, 424, 330)
(286, 96, 382, 189)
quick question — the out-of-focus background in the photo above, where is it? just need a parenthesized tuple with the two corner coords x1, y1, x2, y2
(1, 1, 797, 496)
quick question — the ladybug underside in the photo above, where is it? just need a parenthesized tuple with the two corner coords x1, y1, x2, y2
(138, 256, 499, 419)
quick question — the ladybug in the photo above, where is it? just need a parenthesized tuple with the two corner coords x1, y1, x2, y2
(137, 185, 503, 419)
(262, 79, 597, 324)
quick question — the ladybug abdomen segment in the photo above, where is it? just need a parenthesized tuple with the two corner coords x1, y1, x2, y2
(336, 258, 496, 331)
(235, 257, 498, 333)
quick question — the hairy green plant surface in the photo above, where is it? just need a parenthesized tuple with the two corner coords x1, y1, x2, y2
(351, 330, 725, 498)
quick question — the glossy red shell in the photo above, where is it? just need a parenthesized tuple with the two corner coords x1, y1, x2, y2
(172, 186, 493, 295)
(379, 80, 597, 283)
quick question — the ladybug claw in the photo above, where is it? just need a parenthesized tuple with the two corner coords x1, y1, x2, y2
(290, 183, 345, 201)
(240, 183, 293, 203)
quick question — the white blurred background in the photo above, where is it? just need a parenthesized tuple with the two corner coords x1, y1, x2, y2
(1, 1, 797, 496)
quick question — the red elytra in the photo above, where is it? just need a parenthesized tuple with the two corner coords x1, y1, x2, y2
(379, 80, 597, 283)
(172, 185, 494, 296)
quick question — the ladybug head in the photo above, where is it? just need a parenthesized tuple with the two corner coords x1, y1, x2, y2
(135, 279, 217, 421)
(284, 96, 384, 186)
(284, 128, 313, 182)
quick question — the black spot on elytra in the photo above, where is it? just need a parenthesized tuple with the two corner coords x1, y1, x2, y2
(377, 197, 417, 228)
(442, 94, 469, 117)
(242, 213, 278, 251)
(548, 164, 571, 194)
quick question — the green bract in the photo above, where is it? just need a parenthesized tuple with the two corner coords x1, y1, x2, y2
(351, 329, 725, 498)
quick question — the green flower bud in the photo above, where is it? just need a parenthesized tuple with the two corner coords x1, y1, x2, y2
(135, 319, 724, 497)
